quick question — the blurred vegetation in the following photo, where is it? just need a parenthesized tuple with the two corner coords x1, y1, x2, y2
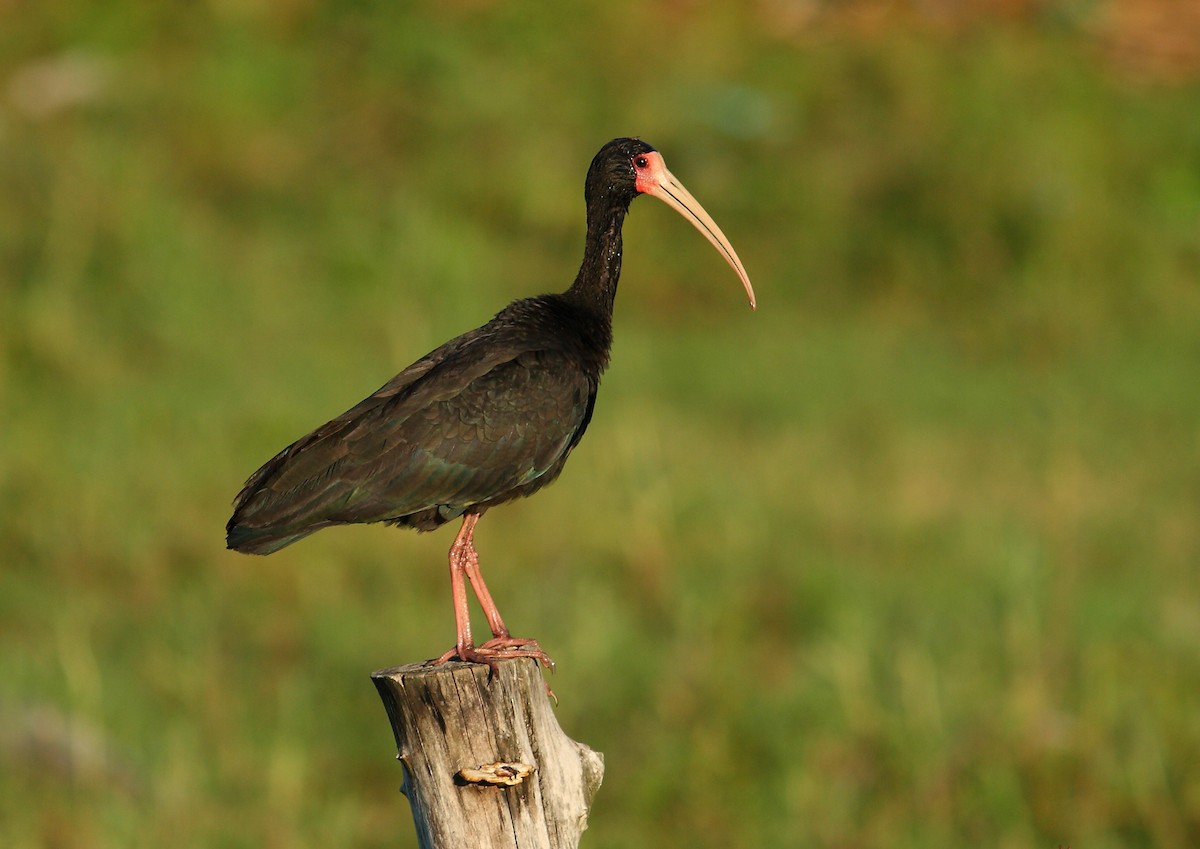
(2, 1, 1199, 847)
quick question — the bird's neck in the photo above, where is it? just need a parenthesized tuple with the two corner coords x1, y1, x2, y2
(565, 203, 627, 322)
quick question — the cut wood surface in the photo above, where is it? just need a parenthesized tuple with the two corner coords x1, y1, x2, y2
(372, 658, 604, 849)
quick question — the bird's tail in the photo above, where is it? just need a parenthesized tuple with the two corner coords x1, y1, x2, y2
(225, 521, 321, 555)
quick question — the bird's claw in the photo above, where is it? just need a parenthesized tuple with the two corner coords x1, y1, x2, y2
(430, 638, 556, 676)
(478, 636, 556, 672)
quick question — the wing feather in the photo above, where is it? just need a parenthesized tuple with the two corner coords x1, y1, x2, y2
(228, 337, 593, 545)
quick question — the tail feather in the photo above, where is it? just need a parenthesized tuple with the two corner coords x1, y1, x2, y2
(225, 521, 322, 555)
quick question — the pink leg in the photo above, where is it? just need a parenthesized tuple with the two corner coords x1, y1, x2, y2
(433, 513, 477, 663)
(431, 513, 554, 672)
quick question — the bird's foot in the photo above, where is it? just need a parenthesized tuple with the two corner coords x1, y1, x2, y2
(478, 636, 555, 671)
(431, 638, 556, 675)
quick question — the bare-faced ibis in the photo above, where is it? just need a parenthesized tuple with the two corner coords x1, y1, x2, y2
(227, 138, 755, 669)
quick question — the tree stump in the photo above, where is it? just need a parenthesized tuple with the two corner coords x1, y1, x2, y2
(371, 658, 604, 849)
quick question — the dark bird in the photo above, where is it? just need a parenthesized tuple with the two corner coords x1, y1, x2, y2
(227, 138, 755, 669)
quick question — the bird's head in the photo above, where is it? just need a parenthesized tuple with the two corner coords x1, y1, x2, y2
(585, 137, 658, 205)
(586, 137, 756, 310)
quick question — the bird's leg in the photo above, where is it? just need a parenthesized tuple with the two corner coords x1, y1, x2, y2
(461, 542, 553, 668)
(431, 513, 554, 671)
(432, 513, 478, 666)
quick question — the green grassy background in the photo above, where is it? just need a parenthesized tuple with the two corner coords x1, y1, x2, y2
(3, 3, 1199, 847)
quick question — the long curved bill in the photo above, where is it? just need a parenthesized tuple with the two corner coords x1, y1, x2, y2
(637, 152, 756, 310)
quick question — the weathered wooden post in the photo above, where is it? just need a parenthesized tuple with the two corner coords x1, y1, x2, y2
(372, 658, 604, 849)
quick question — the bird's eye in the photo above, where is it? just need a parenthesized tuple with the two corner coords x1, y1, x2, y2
(634, 156, 649, 169)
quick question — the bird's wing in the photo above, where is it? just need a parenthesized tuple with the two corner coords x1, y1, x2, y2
(231, 339, 593, 531)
